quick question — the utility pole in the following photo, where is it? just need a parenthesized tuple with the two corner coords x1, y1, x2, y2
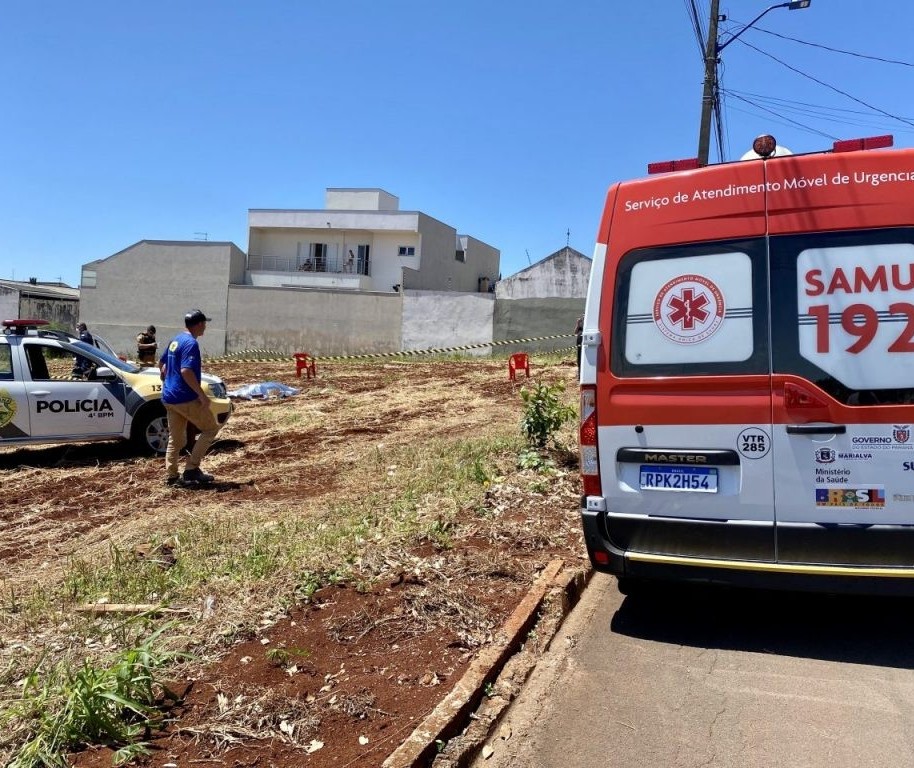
(698, 1, 811, 165)
(697, 0, 721, 167)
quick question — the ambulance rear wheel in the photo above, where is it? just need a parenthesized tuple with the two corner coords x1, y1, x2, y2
(132, 406, 169, 455)
(616, 577, 654, 598)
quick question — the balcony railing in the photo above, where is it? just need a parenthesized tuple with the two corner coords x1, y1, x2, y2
(248, 253, 370, 276)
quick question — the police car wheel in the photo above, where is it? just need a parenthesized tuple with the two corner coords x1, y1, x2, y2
(132, 407, 169, 455)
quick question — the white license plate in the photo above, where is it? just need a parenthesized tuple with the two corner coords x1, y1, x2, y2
(639, 465, 718, 493)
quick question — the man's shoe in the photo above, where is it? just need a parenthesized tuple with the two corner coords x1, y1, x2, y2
(183, 468, 214, 484)
(165, 476, 182, 487)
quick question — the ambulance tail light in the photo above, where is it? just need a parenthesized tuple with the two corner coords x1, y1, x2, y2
(832, 135, 893, 153)
(580, 386, 601, 496)
(647, 157, 700, 175)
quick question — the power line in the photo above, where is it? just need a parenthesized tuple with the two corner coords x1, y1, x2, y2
(713, 63, 727, 161)
(726, 92, 838, 141)
(746, 24, 914, 68)
(736, 38, 914, 130)
(716, 62, 727, 162)
(727, 89, 908, 119)
(683, 0, 707, 60)
(724, 89, 914, 134)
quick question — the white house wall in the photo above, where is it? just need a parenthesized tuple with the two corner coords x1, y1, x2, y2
(401, 290, 494, 356)
(371, 231, 418, 292)
(249, 210, 420, 233)
(495, 250, 591, 299)
(463, 235, 500, 289)
(325, 189, 399, 210)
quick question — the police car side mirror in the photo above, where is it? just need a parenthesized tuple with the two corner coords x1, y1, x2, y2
(93, 367, 117, 381)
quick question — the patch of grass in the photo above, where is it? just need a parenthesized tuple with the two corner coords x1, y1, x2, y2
(36, 435, 518, 633)
(0, 355, 583, 766)
(2, 624, 185, 768)
(64, 543, 176, 606)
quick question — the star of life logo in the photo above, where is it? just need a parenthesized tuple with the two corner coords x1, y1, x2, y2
(653, 274, 725, 344)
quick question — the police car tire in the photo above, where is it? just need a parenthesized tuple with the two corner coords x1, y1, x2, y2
(131, 405, 169, 455)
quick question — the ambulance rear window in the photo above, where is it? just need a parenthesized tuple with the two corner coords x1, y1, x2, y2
(771, 227, 914, 406)
(612, 238, 769, 377)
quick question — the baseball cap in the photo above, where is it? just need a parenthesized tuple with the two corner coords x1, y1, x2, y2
(184, 309, 211, 327)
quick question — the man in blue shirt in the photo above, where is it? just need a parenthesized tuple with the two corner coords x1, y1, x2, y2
(160, 309, 222, 485)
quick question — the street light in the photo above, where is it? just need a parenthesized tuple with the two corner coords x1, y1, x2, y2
(717, 1, 811, 54)
(698, 0, 811, 166)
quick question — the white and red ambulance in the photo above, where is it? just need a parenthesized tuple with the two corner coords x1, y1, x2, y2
(579, 134, 914, 594)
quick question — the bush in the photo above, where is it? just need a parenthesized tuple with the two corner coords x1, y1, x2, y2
(519, 381, 576, 450)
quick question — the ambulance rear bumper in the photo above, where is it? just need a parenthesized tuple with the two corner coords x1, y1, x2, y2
(581, 506, 914, 596)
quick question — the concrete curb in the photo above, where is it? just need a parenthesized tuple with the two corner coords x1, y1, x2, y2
(382, 559, 594, 768)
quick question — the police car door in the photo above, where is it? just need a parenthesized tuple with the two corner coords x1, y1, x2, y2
(770, 230, 914, 566)
(0, 342, 30, 441)
(22, 341, 127, 438)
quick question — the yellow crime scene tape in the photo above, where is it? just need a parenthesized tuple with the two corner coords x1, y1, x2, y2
(204, 333, 576, 364)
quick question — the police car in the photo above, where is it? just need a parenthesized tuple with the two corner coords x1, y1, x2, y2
(0, 319, 232, 454)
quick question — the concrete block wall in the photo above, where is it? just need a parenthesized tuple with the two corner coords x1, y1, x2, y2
(20, 297, 80, 331)
(401, 290, 495, 356)
(492, 297, 584, 354)
(80, 241, 245, 358)
(225, 285, 402, 356)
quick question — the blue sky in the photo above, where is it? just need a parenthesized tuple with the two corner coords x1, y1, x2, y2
(2, 0, 912, 287)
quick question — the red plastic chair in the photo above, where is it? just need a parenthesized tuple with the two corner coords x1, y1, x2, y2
(508, 352, 530, 381)
(294, 353, 317, 379)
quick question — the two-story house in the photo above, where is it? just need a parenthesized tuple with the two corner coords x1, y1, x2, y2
(246, 188, 499, 294)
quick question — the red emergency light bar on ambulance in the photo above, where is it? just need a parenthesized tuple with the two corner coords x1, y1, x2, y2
(578, 133, 914, 596)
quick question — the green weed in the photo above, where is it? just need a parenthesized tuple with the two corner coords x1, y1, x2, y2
(4, 624, 186, 768)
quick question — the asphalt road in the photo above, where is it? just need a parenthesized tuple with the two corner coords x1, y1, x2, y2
(472, 573, 914, 767)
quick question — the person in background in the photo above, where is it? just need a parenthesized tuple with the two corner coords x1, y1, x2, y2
(160, 310, 222, 486)
(77, 322, 94, 346)
(574, 314, 585, 372)
(72, 322, 95, 377)
(136, 324, 158, 365)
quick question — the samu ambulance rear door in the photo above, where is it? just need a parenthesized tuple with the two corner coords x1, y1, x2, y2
(600, 161, 776, 563)
(768, 148, 914, 566)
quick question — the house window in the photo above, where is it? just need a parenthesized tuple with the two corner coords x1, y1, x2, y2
(311, 243, 327, 271)
(398, 246, 416, 257)
(455, 249, 466, 263)
(81, 269, 97, 288)
(357, 244, 370, 276)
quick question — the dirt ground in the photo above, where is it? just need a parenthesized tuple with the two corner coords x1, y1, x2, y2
(0, 355, 585, 768)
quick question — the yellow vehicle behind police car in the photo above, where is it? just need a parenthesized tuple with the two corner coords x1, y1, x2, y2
(0, 319, 232, 454)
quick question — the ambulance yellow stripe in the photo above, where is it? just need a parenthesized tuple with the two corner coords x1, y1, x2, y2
(627, 551, 914, 578)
